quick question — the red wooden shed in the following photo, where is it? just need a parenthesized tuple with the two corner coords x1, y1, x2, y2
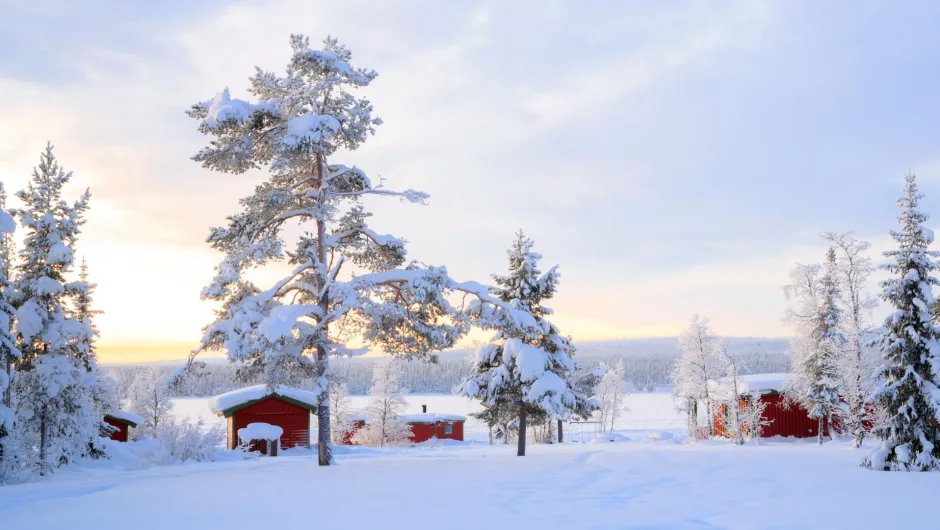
(339, 412, 467, 445)
(208, 385, 319, 452)
(710, 373, 829, 439)
(400, 413, 466, 443)
(103, 410, 143, 442)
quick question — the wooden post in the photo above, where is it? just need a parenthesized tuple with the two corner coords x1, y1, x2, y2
(557, 419, 563, 443)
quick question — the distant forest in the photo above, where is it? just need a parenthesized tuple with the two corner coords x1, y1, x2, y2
(105, 338, 792, 398)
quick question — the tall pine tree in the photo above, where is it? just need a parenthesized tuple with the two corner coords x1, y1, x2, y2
(11, 145, 100, 472)
(459, 232, 591, 456)
(0, 184, 19, 468)
(865, 173, 940, 471)
(186, 35, 530, 465)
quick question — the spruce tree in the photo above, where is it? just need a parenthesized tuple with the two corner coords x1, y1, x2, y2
(798, 247, 844, 445)
(11, 144, 100, 472)
(864, 173, 940, 471)
(0, 184, 19, 467)
(459, 231, 590, 456)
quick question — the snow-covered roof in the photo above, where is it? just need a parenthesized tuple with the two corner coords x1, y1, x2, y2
(399, 413, 466, 424)
(711, 373, 794, 399)
(105, 410, 144, 427)
(348, 415, 368, 422)
(208, 385, 320, 416)
(238, 422, 284, 442)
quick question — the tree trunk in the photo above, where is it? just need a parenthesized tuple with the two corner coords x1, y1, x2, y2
(689, 398, 698, 440)
(517, 403, 527, 457)
(557, 419, 563, 443)
(817, 416, 824, 445)
(39, 405, 47, 475)
(488, 425, 493, 446)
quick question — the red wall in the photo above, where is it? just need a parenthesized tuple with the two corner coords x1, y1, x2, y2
(342, 420, 365, 445)
(231, 396, 310, 450)
(409, 421, 465, 443)
(104, 417, 129, 442)
(712, 395, 829, 439)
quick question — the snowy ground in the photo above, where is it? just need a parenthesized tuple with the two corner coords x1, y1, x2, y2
(1, 394, 935, 529)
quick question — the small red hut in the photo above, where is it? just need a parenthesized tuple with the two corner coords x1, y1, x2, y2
(400, 413, 466, 443)
(339, 412, 467, 444)
(104, 410, 143, 442)
(208, 385, 319, 451)
(710, 373, 828, 439)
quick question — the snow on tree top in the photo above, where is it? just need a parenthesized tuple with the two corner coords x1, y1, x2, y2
(208, 384, 320, 415)
(238, 422, 284, 442)
(398, 413, 467, 424)
(106, 410, 144, 427)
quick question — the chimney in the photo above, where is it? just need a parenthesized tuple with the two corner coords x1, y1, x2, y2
(422, 404, 427, 413)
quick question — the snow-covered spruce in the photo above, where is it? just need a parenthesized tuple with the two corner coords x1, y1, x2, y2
(10, 144, 102, 473)
(458, 232, 594, 456)
(822, 232, 879, 448)
(186, 35, 540, 466)
(787, 248, 844, 445)
(0, 183, 19, 474)
(864, 173, 940, 471)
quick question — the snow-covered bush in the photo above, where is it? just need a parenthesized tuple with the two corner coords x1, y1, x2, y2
(151, 417, 226, 464)
(353, 358, 412, 447)
(129, 367, 173, 436)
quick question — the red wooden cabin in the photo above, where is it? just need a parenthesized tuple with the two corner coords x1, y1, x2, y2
(338, 412, 467, 445)
(400, 413, 466, 443)
(103, 410, 143, 442)
(208, 385, 319, 452)
(710, 373, 829, 439)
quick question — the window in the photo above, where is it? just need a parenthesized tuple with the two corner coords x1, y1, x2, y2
(444, 423, 454, 435)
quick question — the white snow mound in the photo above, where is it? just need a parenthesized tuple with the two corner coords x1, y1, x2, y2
(238, 422, 283, 442)
(590, 432, 630, 444)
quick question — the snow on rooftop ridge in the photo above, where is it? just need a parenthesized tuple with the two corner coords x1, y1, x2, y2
(238, 422, 283, 443)
(398, 413, 467, 423)
(208, 384, 320, 414)
(712, 372, 794, 399)
(107, 409, 144, 426)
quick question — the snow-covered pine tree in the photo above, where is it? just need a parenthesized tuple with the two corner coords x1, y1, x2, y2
(823, 232, 878, 447)
(864, 174, 940, 471)
(186, 35, 492, 466)
(0, 184, 19, 469)
(795, 247, 844, 445)
(353, 357, 412, 447)
(458, 232, 586, 456)
(672, 314, 722, 440)
(11, 144, 100, 472)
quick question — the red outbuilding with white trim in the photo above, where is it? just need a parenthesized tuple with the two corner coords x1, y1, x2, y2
(104, 410, 143, 442)
(208, 385, 319, 452)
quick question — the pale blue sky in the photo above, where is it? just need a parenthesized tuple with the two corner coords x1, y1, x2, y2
(2, 0, 940, 360)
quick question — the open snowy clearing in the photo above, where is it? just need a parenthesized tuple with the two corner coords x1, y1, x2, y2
(1, 393, 934, 530)
(0, 438, 932, 530)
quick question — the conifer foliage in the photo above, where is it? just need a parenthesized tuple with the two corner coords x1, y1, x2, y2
(10, 145, 101, 472)
(865, 174, 940, 471)
(459, 232, 588, 456)
(186, 35, 525, 466)
(0, 184, 19, 469)
(794, 247, 844, 445)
